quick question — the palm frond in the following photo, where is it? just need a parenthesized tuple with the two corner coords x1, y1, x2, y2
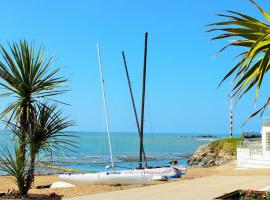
(0, 40, 67, 122)
(7, 103, 77, 157)
(0, 144, 27, 189)
(209, 0, 270, 123)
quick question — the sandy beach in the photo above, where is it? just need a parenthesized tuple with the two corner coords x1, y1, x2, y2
(1, 162, 270, 199)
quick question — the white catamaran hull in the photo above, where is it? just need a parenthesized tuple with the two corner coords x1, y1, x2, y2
(120, 166, 186, 179)
(59, 172, 153, 185)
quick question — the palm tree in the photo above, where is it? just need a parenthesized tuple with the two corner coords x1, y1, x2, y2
(25, 104, 75, 192)
(209, 0, 270, 123)
(1, 103, 75, 195)
(0, 40, 68, 195)
(0, 104, 75, 195)
(0, 40, 66, 169)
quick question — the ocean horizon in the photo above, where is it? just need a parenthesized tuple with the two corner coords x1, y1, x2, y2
(0, 130, 233, 174)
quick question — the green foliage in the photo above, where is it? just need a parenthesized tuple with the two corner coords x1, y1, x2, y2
(240, 190, 270, 199)
(10, 103, 76, 156)
(0, 40, 67, 121)
(209, 137, 243, 156)
(0, 40, 73, 196)
(0, 145, 27, 194)
(209, 0, 270, 124)
(0, 104, 75, 196)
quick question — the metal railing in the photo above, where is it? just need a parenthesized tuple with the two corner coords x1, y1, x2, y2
(237, 141, 262, 149)
(237, 140, 264, 158)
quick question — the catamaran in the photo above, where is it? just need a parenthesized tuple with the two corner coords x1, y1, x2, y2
(120, 32, 186, 179)
(58, 44, 153, 185)
(58, 33, 185, 185)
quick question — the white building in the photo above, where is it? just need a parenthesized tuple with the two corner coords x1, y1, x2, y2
(237, 118, 270, 168)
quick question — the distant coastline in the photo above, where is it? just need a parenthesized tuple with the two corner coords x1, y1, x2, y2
(0, 131, 227, 175)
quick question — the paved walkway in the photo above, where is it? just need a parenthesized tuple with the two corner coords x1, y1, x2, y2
(65, 175, 270, 200)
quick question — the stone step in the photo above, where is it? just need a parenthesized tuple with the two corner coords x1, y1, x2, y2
(237, 158, 270, 168)
(245, 159, 270, 165)
(238, 163, 270, 169)
(250, 155, 270, 160)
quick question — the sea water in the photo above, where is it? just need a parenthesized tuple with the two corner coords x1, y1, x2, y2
(0, 131, 224, 174)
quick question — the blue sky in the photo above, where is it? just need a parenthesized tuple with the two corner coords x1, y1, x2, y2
(0, 0, 270, 134)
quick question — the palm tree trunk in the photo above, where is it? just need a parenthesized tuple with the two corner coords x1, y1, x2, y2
(17, 178, 26, 196)
(25, 152, 36, 195)
(18, 101, 32, 196)
(19, 103, 28, 163)
(17, 105, 27, 196)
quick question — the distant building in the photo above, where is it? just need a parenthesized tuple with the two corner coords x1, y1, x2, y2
(237, 118, 270, 168)
(241, 131, 261, 140)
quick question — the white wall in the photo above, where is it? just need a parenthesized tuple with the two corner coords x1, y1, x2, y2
(262, 126, 270, 152)
(237, 148, 250, 167)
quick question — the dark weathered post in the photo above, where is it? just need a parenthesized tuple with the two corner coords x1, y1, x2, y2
(139, 32, 148, 168)
(122, 51, 147, 166)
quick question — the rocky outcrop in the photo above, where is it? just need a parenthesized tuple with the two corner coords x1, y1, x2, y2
(187, 142, 236, 167)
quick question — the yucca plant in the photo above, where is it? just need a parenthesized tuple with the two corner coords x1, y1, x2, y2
(4, 103, 75, 195)
(0, 40, 68, 196)
(25, 103, 75, 191)
(209, 0, 270, 123)
(0, 40, 67, 164)
(0, 145, 27, 195)
(26, 103, 75, 160)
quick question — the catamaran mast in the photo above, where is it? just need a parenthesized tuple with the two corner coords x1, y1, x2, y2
(97, 44, 114, 169)
(122, 51, 147, 166)
(139, 32, 148, 168)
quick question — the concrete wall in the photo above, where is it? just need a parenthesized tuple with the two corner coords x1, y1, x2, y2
(237, 148, 250, 168)
(262, 126, 270, 152)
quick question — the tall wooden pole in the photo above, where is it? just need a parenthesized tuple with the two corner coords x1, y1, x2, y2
(122, 51, 147, 165)
(139, 32, 148, 168)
